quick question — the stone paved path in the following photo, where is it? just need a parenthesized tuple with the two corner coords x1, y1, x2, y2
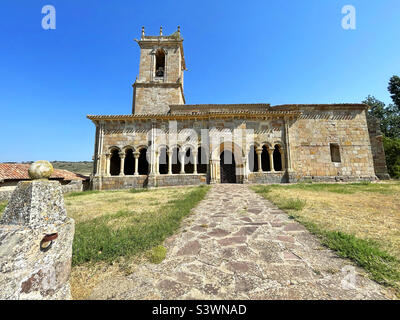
(90, 184, 394, 300)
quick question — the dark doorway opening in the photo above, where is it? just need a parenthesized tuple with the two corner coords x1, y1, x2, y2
(171, 147, 181, 174)
(159, 147, 168, 174)
(110, 149, 120, 176)
(124, 149, 135, 175)
(261, 146, 271, 171)
(220, 150, 236, 183)
(138, 148, 149, 175)
(248, 145, 258, 172)
(184, 148, 194, 174)
(273, 145, 282, 171)
(197, 146, 208, 174)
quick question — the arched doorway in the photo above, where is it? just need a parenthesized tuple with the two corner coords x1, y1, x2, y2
(273, 145, 282, 171)
(124, 149, 135, 175)
(110, 149, 120, 176)
(220, 150, 236, 183)
(138, 148, 149, 175)
(159, 147, 168, 175)
(197, 146, 208, 174)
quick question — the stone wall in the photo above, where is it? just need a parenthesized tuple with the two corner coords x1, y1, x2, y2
(288, 107, 377, 179)
(91, 106, 383, 185)
(133, 83, 184, 114)
(0, 180, 84, 201)
(366, 116, 390, 179)
(247, 172, 288, 184)
(0, 171, 74, 300)
(91, 174, 207, 190)
(0, 187, 14, 201)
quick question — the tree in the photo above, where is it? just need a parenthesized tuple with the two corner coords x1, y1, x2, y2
(388, 75, 400, 111)
(363, 75, 400, 179)
(362, 95, 388, 135)
(383, 136, 400, 179)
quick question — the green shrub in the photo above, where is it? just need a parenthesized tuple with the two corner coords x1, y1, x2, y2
(383, 136, 400, 179)
(148, 245, 167, 264)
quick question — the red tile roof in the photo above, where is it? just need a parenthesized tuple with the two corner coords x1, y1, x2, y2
(0, 163, 88, 182)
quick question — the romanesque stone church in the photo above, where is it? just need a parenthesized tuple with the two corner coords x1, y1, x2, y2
(87, 27, 388, 190)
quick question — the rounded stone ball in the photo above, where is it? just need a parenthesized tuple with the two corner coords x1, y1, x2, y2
(28, 160, 54, 180)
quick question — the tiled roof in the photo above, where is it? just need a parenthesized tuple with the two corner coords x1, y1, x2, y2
(272, 103, 368, 109)
(87, 109, 300, 121)
(0, 163, 88, 182)
(169, 103, 271, 108)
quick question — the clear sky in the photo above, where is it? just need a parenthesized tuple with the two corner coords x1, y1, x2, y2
(0, 0, 399, 162)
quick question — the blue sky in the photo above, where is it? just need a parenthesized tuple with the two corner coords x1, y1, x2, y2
(0, 0, 399, 162)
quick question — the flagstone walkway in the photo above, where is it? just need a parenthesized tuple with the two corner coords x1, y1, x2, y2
(90, 184, 393, 300)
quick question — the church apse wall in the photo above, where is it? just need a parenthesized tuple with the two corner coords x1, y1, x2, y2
(287, 106, 377, 181)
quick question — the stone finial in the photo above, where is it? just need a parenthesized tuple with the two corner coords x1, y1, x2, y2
(160, 26, 163, 36)
(177, 26, 180, 35)
(28, 160, 53, 180)
(141, 26, 145, 38)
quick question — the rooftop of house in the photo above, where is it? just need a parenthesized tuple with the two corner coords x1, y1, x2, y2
(0, 163, 88, 183)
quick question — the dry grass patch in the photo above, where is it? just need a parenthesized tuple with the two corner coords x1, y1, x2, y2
(65, 187, 194, 224)
(253, 181, 400, 259)
(252, 181, 400, 295)
(65, 185, 210, 299)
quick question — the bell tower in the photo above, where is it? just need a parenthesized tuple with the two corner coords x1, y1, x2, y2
(132, 26, 186, 115)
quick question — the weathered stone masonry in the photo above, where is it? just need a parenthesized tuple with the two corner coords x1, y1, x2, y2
(87, 27, 388, 190)
(0, 162, 74, 300)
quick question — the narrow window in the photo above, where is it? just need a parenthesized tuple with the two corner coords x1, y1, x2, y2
(155, 49, 165, 78)
(330, 143, 341, 162)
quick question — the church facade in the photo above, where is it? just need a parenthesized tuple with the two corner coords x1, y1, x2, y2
(87, 27, 389, 190)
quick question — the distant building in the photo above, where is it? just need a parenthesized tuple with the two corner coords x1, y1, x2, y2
(87, 27, 389, 190)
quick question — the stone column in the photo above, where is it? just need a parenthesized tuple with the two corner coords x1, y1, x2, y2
(180, 151, 185, 174)
(193, 152, 198, 174)
(155, 151, 159, 175)
(256, 147, 262, 172)
(167, 149, 172, 174)
(209, 159, 218, 184)
(119, 152, 125, 176)
(269, 148, 275, 172)
(0, 161, 75, 300)
(242, 156, 249, 183)
(280, 149, 285, 171)
(106, 153, 111, 176)
(133, 151, 140, 175)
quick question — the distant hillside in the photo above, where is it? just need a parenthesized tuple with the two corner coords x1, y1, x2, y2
(51, 161, 93, 176)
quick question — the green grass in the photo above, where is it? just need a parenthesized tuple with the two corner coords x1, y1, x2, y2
(147, 245, 167, 264)
(252, 181, 399, 195)
(51, 161, 93, 176)
(294, 215, 400, 291)
(72, 185, 210, 266)
(65, 190, 101, 198)
(0, 201, 7, 217)
(129, 188, 149, 194)
(253, 184, 400, 296)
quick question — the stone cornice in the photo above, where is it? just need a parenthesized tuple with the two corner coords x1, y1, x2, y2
(87, 110, 300, 124)
(272, 103, 369, 111)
